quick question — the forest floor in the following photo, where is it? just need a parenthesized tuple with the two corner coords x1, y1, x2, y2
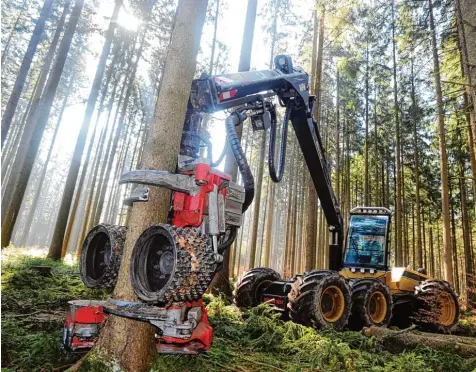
(1, 249, 476, 372)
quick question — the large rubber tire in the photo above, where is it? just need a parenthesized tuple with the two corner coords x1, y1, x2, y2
(288, 271, 352, 331)
(80, 224, 126, 289)
(130, 224, 216, 305)
(234, 268, 281, 308)
(414, 279, 459, 333)
(348, 279, 392, 330)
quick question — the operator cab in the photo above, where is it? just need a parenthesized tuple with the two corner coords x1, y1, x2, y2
(343, 207, 392, 271)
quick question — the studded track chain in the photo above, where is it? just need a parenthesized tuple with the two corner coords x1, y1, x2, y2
(157, 224, 216, 305)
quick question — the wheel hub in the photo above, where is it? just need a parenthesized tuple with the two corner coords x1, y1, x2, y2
(437, 291, 456, 326)
(368, 291, 387, 324)
(320, 285, 345, 323)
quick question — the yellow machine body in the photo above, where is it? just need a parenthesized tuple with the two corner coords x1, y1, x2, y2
(339, 267, 430, 295)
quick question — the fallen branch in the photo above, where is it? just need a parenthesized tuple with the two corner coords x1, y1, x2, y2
(3, 311, 42, 318)
(363, 326, 476, 358)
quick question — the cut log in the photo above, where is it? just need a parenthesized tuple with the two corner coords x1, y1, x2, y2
(363, 326, 476, 358)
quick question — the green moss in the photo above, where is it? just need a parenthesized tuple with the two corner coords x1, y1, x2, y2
(2, 252, 474, 372)
(75, 351, 116, 372)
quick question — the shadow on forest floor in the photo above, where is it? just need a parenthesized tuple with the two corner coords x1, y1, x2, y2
(1, 249, 475, 372)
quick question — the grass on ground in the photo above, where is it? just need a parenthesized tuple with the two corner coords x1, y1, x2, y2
(1, 250, 475, 372)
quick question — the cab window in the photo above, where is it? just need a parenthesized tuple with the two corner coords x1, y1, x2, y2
(344, 215, 389, 267)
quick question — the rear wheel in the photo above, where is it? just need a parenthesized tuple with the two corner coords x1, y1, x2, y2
(348, 279, 392, 329)
(234, 268, 281, 308)
(80, 224, 126, 289)
(288, 271, 351, 331)
(414, 279, 459, 333)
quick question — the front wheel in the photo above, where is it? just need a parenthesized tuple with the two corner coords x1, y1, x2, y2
(234, 268, 281, 308)
(348, 279, 392, 329)
(414, 279, 459, 333)
(288, 271, 352, 331)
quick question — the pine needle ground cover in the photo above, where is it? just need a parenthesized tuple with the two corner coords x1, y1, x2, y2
(2, 251, 475, 372)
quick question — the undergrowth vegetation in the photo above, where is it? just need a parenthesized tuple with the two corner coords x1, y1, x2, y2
(2, 251, 475, 372)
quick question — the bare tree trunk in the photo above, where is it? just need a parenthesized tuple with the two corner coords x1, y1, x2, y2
(410, 58, 423, 268)
(21, 70, 74, 247)
(93, 31, 146, 227)
(79, 2, 208, 370)
(48, 0, 122, 259)
(392, 0, 403, 266)
(459, 159, 475, 309)
(61, 42, 123, 254)
(364, 42, 370, 205)
(2, 0, 69, 183)
(1, 0, 28, 67)
(208, 0, 219, 75)
(2, 77, 38, 185)
(1, 0, 84, 248)
(1, 0, 54, 147)
(428, 0, 454, 284)
(210, 0, 257, 293)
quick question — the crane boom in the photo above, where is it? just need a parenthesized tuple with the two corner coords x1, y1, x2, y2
(190, 55, 343, 270)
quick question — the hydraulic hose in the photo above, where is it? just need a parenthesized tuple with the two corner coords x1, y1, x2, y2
(268, 103, 290, 182)
(225, 112, 254, 212)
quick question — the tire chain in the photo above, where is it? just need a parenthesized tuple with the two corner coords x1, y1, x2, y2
(80, 224, 127, 290)
(156, 224, 217, 305)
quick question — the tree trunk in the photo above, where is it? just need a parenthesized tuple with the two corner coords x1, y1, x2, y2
(459, 159, 475, 309)
(313, 11, 325, 122)
(364, 42, 370, 205)
(210, 0, 257, 293)
(93, 30, 146, 228)
(208, 0, 219, 75)
(61, 42, 123, 255)
(410, 58, 423, 268)
(2, 0, 69, 182)
(1, 0, 54, 147)
(1, 0, 28, 67)
(428, 0, 454, 284)
(21, 70, 74, 247)
(248, 132, 266, 268)
(363, 326, 476, 358)
(1, 0, 84, 248)
(392, 0, 403, 266)
(456, 0, 476, 151)
(78, 1, 208, 370)
(47, 0, 122, 259)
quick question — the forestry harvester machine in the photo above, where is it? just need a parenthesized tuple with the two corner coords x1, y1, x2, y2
(63, 55, 459, 355)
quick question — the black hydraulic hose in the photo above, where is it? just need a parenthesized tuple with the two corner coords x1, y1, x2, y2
(268, 103, 290, 182)
(217, 226, 237, 253)
(225, 112, 254, 212)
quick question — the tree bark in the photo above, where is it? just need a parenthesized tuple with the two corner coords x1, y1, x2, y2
(93, 31, 146, 229)
(1, 0, 84, 248)
(428, 0, 454, 284)
(47, 0, 122, 259)
(210, 0, 257, 294)
(80, 2, 208, 370)
(391, 0, 403, 266)
(21, 70, 75, 247)
(1, 0, 54, 147)
(364, 42, 370, 205)
(208, 0, 220, 75)
(363, 326, 476, 358)
(410, 58, 423, 268)
(1, 0, 28, 67)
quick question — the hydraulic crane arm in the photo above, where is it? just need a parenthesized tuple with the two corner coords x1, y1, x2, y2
(189, 55, 343, 270)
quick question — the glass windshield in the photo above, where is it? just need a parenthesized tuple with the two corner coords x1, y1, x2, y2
(344, 215, 389, 267)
